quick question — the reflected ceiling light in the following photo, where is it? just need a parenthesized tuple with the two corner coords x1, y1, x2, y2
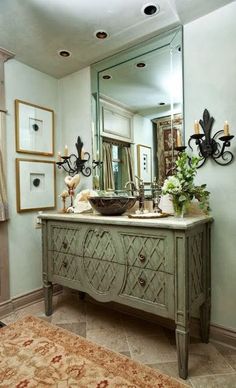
(95, 30, 108, 39)
(58, 50, 71, 58)
(142, 3, 160, 16)
(136, 62, 146, 68)
(102, 74, 112, 80)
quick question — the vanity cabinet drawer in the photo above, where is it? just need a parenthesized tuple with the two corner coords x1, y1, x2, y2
(120, 230, 174, 274)
(49, 251, 82, 283)
(48, 222, 82, 255)
(121, 266, 174, 317)
(82, 225, 123, 264)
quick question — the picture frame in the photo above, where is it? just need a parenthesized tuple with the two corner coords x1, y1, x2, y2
(15, 99, 54, 155)
(137, 144, 152, 183)
(16, 159, 56, 212)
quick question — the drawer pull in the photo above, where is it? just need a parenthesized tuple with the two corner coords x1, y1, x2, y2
(62, 242, 68, 249)
(63, 260, 68, 268)
(139, 254, 146, 262)
(138, 277, 146, 287)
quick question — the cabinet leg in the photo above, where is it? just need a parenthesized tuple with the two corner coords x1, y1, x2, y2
(176, 327, 189, 380)
(200, 300, 210, 343)
(44, 282, 53, 316)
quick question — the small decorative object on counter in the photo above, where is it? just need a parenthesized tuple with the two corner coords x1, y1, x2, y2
(162, 152, 210, 217)
(58, 190, 69, 213)
(74, 189, 98, 213)
(58, 174, 81, 213)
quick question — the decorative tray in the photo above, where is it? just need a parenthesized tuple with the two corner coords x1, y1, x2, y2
(128, 212, 172, 219)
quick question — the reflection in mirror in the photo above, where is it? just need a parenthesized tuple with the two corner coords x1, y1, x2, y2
(91, 26, 183, 193)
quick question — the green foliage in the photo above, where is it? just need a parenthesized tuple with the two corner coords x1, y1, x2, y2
(162, 152, 210, 214)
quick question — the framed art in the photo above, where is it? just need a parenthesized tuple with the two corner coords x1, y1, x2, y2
(16, 159, 56, 212)
(137, 144, 152, 183)
(15, 99, 54, 155)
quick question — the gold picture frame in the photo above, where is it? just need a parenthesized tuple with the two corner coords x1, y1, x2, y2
(15, 99, 54, 155)
(16, 158, 56, 213)
(137, 144, 152, 183)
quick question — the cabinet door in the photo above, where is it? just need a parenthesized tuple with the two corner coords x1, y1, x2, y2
(80, 226, 126, 302)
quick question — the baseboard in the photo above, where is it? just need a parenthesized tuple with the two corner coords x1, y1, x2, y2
(209, 323, 236, 348)
(0, 285, 62, 318)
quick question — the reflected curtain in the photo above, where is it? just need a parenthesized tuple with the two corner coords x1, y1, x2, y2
(121, 146, 134, 188)
(0, 112, 8, 221)
(102, 142, 115, 190)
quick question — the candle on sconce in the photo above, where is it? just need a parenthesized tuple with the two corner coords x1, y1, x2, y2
(224, 121, 230, 136)
(194, 120, 200, 135)
(58, 151, 62, 161)
(81, 148, 85, 160)
(64, 145, 69, 156)
(176, 130, 182, 147)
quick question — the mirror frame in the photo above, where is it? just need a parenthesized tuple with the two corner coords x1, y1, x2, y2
(91, 25, 184, 190)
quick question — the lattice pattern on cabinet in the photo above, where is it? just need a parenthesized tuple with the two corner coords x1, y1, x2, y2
(82, 228, 120, 293)
(83, 228, 118, 262)
(121, 233, 167, 271)
(51, 226, 81, 255)
(83, 257, 119, 293)
(121, 267, 166, 305)
(190, 232, 204, 304)
(52, 252, 80, 281)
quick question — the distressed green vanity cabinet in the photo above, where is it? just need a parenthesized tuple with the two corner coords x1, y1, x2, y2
(41, 213, 212, 379)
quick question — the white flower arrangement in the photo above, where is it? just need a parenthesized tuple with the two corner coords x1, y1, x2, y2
(162, 152, 210, 215)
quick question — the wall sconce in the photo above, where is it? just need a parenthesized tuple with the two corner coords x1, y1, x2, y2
(56, 136, 91, 177)
(188, 109, 234, 168)
(92, 160, 103, 169)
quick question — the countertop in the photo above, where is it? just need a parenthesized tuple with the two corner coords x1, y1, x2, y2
(39, 211, 213, 230)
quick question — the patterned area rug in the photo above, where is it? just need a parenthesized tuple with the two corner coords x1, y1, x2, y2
(0, 316, 186, 387)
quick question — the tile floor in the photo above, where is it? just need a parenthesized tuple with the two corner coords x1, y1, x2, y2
(1, 291, 236, 388)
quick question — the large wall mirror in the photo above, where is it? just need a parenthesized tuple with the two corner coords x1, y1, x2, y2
(91, 26, 183, 192)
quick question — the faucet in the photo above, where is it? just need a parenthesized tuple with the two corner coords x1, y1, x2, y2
(151, 177, 162, 213)
(135, 175, 145, 213)
(125, 181, 137, 195)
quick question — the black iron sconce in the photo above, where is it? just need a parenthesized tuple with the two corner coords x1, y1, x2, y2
(188, 109, 234, 168)
(56, 136, 91, 177)
(92, 160, 103, 169)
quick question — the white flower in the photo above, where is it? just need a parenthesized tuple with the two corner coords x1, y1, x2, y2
(162, 176, 182, 195)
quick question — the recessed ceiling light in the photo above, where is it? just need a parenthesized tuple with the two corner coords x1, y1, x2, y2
(102, 74, 112, 80)
(58, 50, 71, 58)
(95, 30, 108, 39)
(136, 62, 146, 68)
(158, 102, 165, 106)
(142, 3, 160, 16)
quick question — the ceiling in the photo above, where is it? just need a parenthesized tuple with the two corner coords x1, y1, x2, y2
(0, 0, 233, 78)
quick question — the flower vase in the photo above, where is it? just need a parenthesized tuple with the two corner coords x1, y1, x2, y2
(172, 198, 187, 218)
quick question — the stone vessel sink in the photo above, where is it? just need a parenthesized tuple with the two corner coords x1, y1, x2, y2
(88, 196, 137, 216)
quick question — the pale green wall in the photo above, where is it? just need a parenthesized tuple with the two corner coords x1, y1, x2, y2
(184, 2, 236, 329)
(3, 3, 236, 331)
(5, 60, 60, 297)
(58, 67, 93, 192)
